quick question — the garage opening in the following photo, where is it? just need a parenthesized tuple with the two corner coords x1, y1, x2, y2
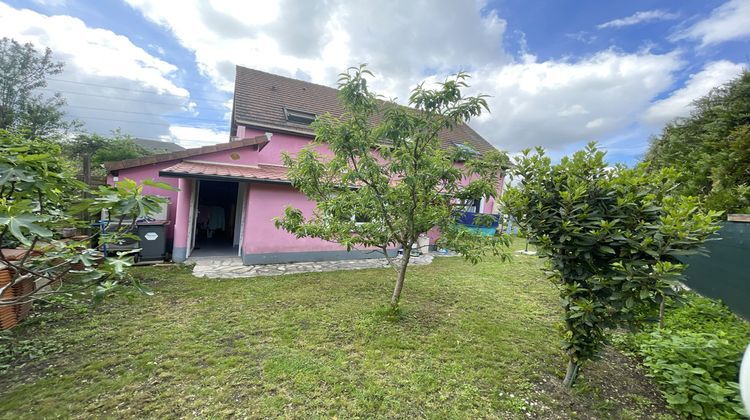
(191, 180, 239, 257)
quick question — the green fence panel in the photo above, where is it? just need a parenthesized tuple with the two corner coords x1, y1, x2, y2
(681, 220, 750, 320)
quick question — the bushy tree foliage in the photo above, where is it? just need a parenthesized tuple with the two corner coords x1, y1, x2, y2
(276, 66, 511, 308)
(92, 137, 151, 166)
(0, 38, 79, 139)
(504, 144, 721, 386)
(0, 129, 171, 308)
(67, 131, 152, 178)
(646, 71, 750, 214)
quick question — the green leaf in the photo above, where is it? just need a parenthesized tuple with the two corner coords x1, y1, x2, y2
(625, 297, 634, 308)
(599, 246, 615, 254)
(0, 214, 53, 245)
(132, 279, 154, 296)
(143, 179, 177, 191)
(106, 257, 133, 275)
(666, 394, 689, 405)
(73, 270, 106, 283)
(0, 166, 35, 185)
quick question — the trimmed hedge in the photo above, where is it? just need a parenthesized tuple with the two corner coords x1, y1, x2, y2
(616, 294, 750, 419)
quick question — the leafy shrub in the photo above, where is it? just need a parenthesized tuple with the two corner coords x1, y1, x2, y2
(639, 330, 745, 418)
(620, 294, 750, 419)
(662, 295, 749, 336)
(504, 144, 720, 386)
(0, 129, 172, 305)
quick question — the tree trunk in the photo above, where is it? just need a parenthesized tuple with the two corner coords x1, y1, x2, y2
(83, 153, 91, 187)
(562, 356, 579, 387)
(390, 244, 412, 308)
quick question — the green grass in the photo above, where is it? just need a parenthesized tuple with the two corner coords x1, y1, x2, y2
(0, 245, 672, 418)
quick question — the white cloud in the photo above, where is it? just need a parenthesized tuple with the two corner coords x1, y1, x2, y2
(163, 125, 230, 148)
(643, 60, 745, 126)
(672, 0, 750, 46)
(597, 10, 679, 29)
(557, 104, 589, 117)
(148, 43, 166, 56)
(0, 3, 215, 146)
(0, 3, 186, 96)
(565, 31, 597, 44)
(123, 0, 508, 99)
(123, 0, 697, 154)
(3, 1, 716, 157)
(469, 50, 684, 151)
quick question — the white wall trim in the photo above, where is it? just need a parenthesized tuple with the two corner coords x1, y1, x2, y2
(186, 180, 199, 258)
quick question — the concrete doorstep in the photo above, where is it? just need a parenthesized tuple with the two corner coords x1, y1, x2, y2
(190, 253, 436, 279)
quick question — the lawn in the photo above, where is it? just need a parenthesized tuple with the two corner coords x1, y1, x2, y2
(0, 247, 672, 418)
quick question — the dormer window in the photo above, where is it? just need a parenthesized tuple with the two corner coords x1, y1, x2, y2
(284, 107, 316, 125)
(453, 142, 479, 156)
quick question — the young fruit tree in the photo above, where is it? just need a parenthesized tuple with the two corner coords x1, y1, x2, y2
(503, 144, 721, 387)
(0, 129, 172, 315)
(275, 66, 511, 308)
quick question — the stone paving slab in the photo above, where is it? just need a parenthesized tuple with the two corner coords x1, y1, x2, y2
(190, 253, 436, 279)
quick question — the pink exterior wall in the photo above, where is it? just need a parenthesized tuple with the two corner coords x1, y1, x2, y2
(242, 128, 332, 164)
(107, 140, 286, 241)
(240, 127, 504, 220)
(108, 125, 503, 263)
(172, 178, 193, 260)
(242, 183, 345, 254)
(483, 176, 505, 214)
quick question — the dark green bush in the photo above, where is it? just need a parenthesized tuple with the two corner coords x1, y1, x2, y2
(618, 294, 750, 419)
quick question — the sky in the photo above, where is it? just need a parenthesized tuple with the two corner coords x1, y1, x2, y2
(0, 0, 748, 163)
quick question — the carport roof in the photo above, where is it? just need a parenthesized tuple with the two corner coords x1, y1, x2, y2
(158, 160, 290, 184)
(104, 134, 270, 172)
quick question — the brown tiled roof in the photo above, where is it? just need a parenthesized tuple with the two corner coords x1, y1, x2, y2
(104, 135, 270, 172)
(159, 161, 289, 183)
(232, 66, 496, 154)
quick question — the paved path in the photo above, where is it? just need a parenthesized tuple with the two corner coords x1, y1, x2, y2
(190, 253, 437, 279)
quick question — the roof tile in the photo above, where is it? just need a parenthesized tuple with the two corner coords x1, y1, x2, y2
(104, 135, 269, 172)
(232, 66, 496, 154)
(159, 161, 290, 183)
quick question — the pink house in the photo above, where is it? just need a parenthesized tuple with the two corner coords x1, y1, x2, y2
(104, 66, 502, 265)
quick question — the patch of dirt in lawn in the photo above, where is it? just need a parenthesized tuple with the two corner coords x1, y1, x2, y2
(530, 347, 672, 419)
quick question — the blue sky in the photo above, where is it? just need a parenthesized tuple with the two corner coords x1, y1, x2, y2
(1, 0, 748, 163)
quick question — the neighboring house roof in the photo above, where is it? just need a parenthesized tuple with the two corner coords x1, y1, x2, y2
(159, 161, 290, 184)
(232, 66, 496, 154)
(104, 134, 270, 172)
(132, 138, 185, 153)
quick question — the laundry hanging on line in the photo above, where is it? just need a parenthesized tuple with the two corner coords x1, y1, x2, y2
(198, 205, 226, 237)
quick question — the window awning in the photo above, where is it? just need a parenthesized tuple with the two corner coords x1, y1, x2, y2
(159, 160, 290, 184)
